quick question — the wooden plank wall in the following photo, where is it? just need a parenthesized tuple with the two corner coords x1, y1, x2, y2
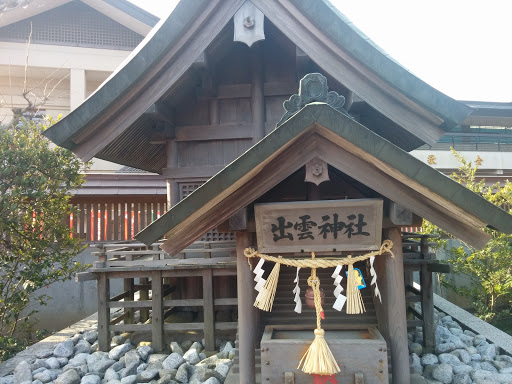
(172, 33, 304, 178)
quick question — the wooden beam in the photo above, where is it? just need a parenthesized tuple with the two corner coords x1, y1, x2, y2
(109, 300, 152, 308)
(149, 122, 175, 144)
(162, 165, 224, 178)
(263, 82, 298, 97)
(237, 232, 256, 384)
(197, 81, 297, 100)
(218, 84, 251, 99)
(389, 201, 413, 226)
(75, 271, 97, 282)
(228, 208, 248, 231)
(145, 103, 175, 124)
(428, 263, 452, 273)
(111, 324, 151, 332)
(192, 51, 209, 70)
(175, 123, 252, 141)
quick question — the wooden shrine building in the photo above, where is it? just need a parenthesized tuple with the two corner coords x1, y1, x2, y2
(44, 1, 512, 383)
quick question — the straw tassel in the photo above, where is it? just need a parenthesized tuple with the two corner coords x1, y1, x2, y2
(298, 253, 340, 376)
(346, 256, 365, 314)
(254, 259, 281, 311)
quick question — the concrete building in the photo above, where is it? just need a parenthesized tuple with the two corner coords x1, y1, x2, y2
(0, 0, 166, 245)
(0, 0, 161, 329)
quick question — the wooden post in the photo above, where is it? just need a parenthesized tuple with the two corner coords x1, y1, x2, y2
(251, 44, 265, 142)
(123, 278, 135, 324)
(152, 270, 164, 351)
(140, 277, 149, 323)
(97, 273, 110, 351)
(166, 139, 180, 209)
(421, 264, 435, 352)
(237, 232, 256, 384)
(404, 264, 414, 321)
(375, 228, 410, 384)
(203, 269, 215, 352)
(124, 254, 134, 324)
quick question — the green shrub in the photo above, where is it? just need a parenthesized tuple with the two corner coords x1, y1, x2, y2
(0, 116, 88, 358)
(423, 149, 512, 327)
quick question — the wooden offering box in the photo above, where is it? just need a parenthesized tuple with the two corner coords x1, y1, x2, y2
(261, 325, 389, 384)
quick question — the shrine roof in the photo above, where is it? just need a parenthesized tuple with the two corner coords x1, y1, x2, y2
(43, 0, 472, 167)
(135, 103, 512, 253)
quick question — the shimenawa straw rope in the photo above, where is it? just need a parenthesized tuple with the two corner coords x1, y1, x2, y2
(297, 252, 340, 375)
(244, 240, 394, 268)
(244, 240, 394, 376)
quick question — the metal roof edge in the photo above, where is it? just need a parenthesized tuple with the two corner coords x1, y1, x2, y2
(103, 0, 159, 27)
(292, 0, 473, 127)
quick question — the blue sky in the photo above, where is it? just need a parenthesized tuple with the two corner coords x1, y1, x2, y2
(129, 0, 512, 102)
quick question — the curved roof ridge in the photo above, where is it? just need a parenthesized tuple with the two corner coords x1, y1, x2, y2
(293, 0, 472, 126)
(44, 0, 473, 159)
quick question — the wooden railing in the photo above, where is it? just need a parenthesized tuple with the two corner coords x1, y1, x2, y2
(67, 196, 167, 242)
(80, 240, 238, 352)
(401, 233, 450, 352)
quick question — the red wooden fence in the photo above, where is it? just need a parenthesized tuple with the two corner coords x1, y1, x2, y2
(68, 197, 167, 242)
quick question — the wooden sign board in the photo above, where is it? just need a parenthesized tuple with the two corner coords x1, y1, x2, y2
(255, 199, 383, 253)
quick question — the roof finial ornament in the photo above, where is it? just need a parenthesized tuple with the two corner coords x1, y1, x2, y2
(276, 73, 352, 127)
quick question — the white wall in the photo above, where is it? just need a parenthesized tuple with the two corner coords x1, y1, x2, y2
(25, 246, 123, 331)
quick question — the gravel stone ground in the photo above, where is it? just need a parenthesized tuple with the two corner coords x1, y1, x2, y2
(0, 327, 235, 384)
(409, 309, 512, 384)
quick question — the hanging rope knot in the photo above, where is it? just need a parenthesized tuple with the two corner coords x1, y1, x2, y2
(379, 240, 394, 258)
(244, 247, 260, 269)
(307, 275, 320, 287)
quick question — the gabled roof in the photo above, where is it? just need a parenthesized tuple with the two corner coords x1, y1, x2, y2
(43, 0, 472, 167)
(0, 0, 158, 35)
(136, 103, 512, 253)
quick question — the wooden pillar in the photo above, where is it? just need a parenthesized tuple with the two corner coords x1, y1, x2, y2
(421, 264, 435, 352)
(404, 265, 414, 321)
(237, 232, 256, 384)
(123, 278, 135, 324)
(97, 273, 110, 351)
(375, 228, 410, 384)
(203, 269, 215, 352)
(166, 139, 180, 210)
(139, 277, 150, 323)
(152, 270, 164, 351)
(124, 255, 134, 324)
(251, 44, 265, 142)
